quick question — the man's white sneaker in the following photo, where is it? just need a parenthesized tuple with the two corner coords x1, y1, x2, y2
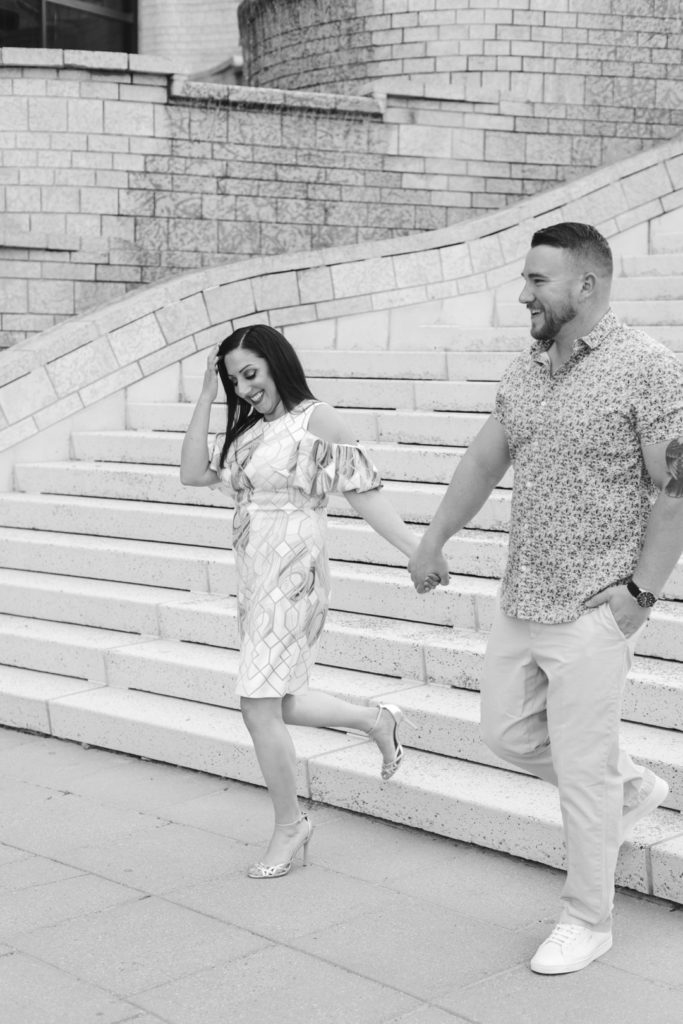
(621, 773, 669, 842)
(530, 923, 612, 975)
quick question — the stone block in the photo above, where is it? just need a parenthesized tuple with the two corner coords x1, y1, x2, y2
(0, 97, 28, 131)
(47, 336, 118, 397)
(81, 186, 121, 216)
(34, 392, 84, 431)
(64, 49, 129, 71)
(104, 99, 154, 137)
(28, 97, 67, 132)
(204, 279, 255, 324)
(0, 278, 28, 314)
(0, 367, 57, 424)
(108, 314, 167, 365)
(156, 294, 209, 344)
(80, 364, 142, 406)
(331, 258, 396, 299)
(168, 219, 217, 253)
(66, 98, 104, 134)
(398, 124, 452, 159)
(28, 279, 74, 315)
(392, 250, 442, 289)
(252, 271, 300, 312)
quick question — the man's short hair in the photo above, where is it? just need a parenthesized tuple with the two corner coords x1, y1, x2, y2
(531, 222, 613, 277)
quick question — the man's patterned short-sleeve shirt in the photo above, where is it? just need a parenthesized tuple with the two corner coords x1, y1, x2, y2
(493, 309, 683, 623)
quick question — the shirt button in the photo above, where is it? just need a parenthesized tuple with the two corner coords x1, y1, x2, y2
(520, 564, 528, 572)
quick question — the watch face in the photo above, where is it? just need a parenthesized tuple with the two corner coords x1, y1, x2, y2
(637, 592, 656, 608)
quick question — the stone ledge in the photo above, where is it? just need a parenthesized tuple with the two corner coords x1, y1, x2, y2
(170, 77, 383, 118)
(0, 230, 80, 253)
(0, 47, 174, 77)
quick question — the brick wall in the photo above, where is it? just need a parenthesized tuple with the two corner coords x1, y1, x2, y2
(138, 0, 242, 73)
(239, 0, 683, 154)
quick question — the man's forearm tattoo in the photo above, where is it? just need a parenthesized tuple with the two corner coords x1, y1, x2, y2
(665, 437, 683, 497)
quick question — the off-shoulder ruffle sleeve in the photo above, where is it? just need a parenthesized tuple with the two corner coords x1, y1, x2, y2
(293, 433, 382, 497)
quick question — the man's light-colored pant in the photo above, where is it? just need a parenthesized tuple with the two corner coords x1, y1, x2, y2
(481, 603, 647, 929)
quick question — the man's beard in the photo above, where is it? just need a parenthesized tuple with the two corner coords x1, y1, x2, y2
(530, 299, 577, 341)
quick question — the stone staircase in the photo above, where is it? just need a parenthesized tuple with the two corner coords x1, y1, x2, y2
(0, 240, 682, 902)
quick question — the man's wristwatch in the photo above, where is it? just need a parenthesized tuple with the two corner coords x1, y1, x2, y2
(626, 578, 656, 609)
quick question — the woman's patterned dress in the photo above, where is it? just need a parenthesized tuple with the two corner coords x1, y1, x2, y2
(209, 400, 381, 698)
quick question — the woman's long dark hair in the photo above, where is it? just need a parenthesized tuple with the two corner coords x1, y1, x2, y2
(215, 324, 316, 468)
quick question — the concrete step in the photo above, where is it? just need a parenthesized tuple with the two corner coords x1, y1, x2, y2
(181, 374, 498, 412)
(611, 276, 683, 301)
(446, 351, 518, 381)
(310, 740, 683, 903)
(651, 233, 683, 254)
(69, 431, 512, 486)
(496, 300, 683, 330)
(125, 401, 490, 445)
(3, 679, 679, 902)
(421, 326, 531, 351)
(298, 350, 450, 379)
(621, 254, 683, 277)
(0, 665, 103, 734)
(0, 494, 508, 578)
(0, 613, 148, 680)
(12, 460, 512, 529)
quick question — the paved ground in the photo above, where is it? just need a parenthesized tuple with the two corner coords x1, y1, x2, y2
(0, 725, 681, 1024)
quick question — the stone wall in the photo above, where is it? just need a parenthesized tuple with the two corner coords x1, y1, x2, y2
(2, 132, 683, 476)
(0, 49, 585, 347)
(138, 0, 242, 74)
(239, 0, 683, 153)
(2, 31, 682, 348)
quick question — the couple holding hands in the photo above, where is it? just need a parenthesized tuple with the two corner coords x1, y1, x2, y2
(180, 222, 683, 975)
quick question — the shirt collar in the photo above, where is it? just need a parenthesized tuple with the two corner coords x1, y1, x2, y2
(530, 308, 619, 362)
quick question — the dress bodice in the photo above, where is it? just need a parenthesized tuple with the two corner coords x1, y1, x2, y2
(209, 400, 381, 514)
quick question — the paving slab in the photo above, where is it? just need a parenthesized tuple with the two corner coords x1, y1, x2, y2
(134, 945, 420, 1024)
(437, 961, 683, 1024)
(62, 821, 251, 895)
(0, 952, 146, 1024)
(0, 871, 140, 942)
(166, 860, 405, 943)
(12, 896, 269, 998)
(293, 898, 525, 1001)
(0, 779, 165, 860)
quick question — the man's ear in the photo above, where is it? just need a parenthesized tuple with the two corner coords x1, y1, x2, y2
(579, 271, 598, 297)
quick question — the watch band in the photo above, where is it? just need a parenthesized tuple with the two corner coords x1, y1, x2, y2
(626, 579, 656, 608)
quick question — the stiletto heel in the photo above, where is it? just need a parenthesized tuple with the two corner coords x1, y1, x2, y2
(247, 813, 313, 879)
(368, 703, 416, 781)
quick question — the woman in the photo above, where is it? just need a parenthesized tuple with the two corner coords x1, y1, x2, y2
(180, 324, 420, 879)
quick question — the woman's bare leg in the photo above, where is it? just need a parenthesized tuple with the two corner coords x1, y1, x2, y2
(282, 690, 400, 764)
(241, 696, 307, 864)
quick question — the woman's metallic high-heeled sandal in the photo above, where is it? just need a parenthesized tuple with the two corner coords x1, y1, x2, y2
(368, 703, 416, 781)
(247, 813, 313, 879)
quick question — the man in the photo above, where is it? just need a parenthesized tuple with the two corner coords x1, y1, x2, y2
(410, 222, 683, 974)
